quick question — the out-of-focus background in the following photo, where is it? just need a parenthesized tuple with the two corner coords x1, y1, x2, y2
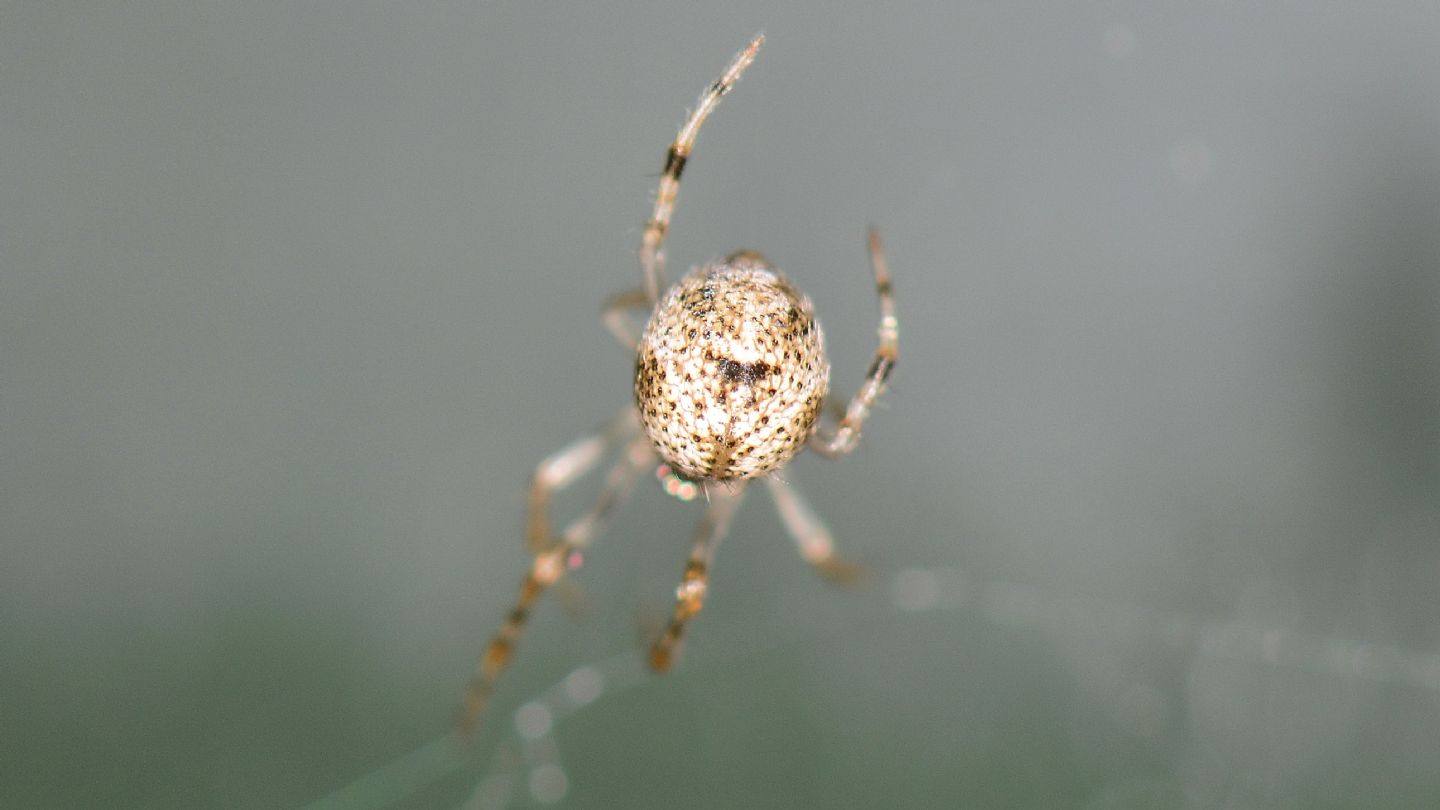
(4, 3, 1439, 808)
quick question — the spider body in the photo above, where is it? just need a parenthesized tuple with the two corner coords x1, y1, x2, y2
(636, 253, 828, 481)
(456, 35, 897, 738)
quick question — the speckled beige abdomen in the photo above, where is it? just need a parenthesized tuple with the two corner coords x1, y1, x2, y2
(634, 252, 829, 481)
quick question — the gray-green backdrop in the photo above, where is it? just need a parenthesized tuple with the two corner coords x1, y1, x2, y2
(4, 2, 1438, 808)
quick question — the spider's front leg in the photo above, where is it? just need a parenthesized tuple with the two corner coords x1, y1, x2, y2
(456, 411, 653, 737)
(640, 35, 763, 303)
(648, 483, 747, 672)
(812, 228, 899, 458)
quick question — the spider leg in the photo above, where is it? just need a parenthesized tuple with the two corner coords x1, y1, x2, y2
(456, 423, 654, 738)
(640, 35, 764, 303)
(525, 409, 636, 554)
(547, 431, 656, 616)
(648, 482, 747, 672)
(811, 228, 898, 458)
(553, 434, 654, 559)
(602, 287, 652, 350)
(764, 475, 863, 585)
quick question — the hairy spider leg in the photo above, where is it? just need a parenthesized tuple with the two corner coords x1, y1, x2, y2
(456, 418, 653, 737)
(648, 483, 747, 672)
(640, 35, 764, 304)
(525, 410, 637, 554)
(764, 475, 863, 584)
(812, 228, 899, 457)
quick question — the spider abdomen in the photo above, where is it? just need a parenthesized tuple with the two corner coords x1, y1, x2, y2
(635, 252, 829, 481)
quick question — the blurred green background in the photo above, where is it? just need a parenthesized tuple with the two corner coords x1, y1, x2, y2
(4, 2, 1439, 808)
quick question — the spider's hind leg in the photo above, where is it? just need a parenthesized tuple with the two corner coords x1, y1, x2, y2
(648, 483, 747, 672)
(456, 412, 652, 738)
(764, 475, 863, 585)
(524, 410, 636, 554)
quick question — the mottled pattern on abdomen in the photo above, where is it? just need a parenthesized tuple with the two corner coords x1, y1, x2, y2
(635, 253, 830, 481)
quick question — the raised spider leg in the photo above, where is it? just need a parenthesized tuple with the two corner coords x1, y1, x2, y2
(812, 228, 899, 458)
(640, 34, 764, 303)
(648, 483, 748, 672)
(602, 288, 652, 350)
(764, 475, 863, 584)
(456, 419, 654, 737)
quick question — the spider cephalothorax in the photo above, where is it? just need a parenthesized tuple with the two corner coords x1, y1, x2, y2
(635, 253, 829, 481)
(456, 35, 896, 739)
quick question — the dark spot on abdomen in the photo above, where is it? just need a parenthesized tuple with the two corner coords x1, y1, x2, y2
(717, 358, 772, 386)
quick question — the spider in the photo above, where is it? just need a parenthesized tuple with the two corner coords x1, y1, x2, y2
(456, 34, 897, 736)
